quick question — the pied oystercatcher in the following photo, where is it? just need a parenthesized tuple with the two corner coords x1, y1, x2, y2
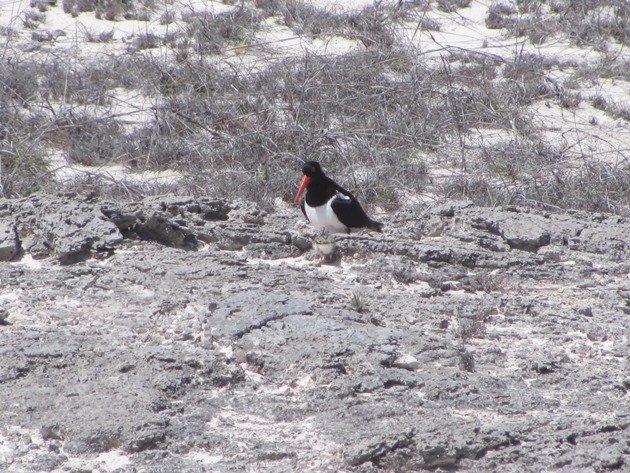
(294, 161, 384, 234)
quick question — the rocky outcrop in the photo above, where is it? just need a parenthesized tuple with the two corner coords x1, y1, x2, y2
(1, 193, 269, 261)
(2, 193, 123, 261)
(0, 194, 628, 472)
(0, 219, 20, 261)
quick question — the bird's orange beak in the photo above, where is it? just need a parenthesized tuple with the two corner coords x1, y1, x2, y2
(294, 175, 310, 203)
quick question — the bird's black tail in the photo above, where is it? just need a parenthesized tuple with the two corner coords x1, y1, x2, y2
(368, 219, 384, 233)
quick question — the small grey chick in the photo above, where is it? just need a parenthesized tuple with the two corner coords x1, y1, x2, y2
(312, 229, 341, 264)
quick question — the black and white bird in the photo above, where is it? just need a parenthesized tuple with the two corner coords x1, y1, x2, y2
(294, 161, 383, 234)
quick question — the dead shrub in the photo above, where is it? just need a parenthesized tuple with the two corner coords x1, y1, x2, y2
(577, 57, 630, 82)
(1, 0, 626, 213)
(22, 9, 46, 28)
(183, 7, 262, 54)
(0, 139, 48, 197)
(258, 0, 404, 47)
(442, 136, 629, 214)
(121, 124, 198, 170)
(159, 10, 176, 25)
(45, 111, 124, 166)
(84, 29, 115, 43)
(346, 3, 399, 48)
(0, 26, 17, 37)
(31, 30, 67, 42)
(0, 55, 155, 196)
(501, 53, 553, 105)
(62, 0, 156, 21)
(486, 2, 517, 30)
(452, 303, 492, 342)
(480, 137, 561, 182)
(592, 94, 630, 121)
(38, 61, 121, 106)
(0, 61, 42, 105)
(490, 0, 628, 48)
(0, 85, 48, 197)
(256, 0, 346, 36)
(62, 0, 95, 16)
(520, 160, 630, 215)
(558, 90, 582, 109)
(130, 32, 161, 51)
(123, 50, 437, 207)
(437, 0, 472, 13)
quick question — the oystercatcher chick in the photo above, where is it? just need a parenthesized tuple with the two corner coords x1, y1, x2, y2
(312, 230, 341, 264)
(293, 161, 384, 234)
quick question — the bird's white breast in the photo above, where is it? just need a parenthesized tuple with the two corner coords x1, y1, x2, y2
(305, 195, 349, 233)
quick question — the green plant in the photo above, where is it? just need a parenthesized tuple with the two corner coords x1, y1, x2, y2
(349, 291, 366, 313)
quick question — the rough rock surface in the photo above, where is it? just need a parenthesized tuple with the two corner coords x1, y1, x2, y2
(0, 219, 20, 261)
(0, 193, 628, 472)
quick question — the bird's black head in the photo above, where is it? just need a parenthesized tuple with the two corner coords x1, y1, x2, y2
(302, 161, 324, 178)
(294, 161, 328, 203)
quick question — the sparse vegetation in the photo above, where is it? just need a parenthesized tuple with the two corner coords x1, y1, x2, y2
(257, 0, 346, 37)
(0, 0, 627, 215)
(437, 0, 472, 13)
(159, 10, 176, 25)
(584, 57, 630, 82)
(0, 139, 48, 198)
(0, 26, 17, 37)
(558, 89, 582, 109)
(256, 0, 420, 48)
(182, 7, 262, 54)
(47, 111, 124, 166)
(592, 94, 630, 121)
(22, 9, 46, 28)
(84, 29, 115, 43)
(130, 32, 161, 50)
(485, 2, 517, 30)
(443, 137, 630, 214)
(31, 0, 56, 12)
(349, 291, 366, 313)
(486, 0, 629, 49)
(62, 0, 156, 21)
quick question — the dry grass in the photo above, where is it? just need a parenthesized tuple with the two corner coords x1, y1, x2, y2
(257, 0, 413, 48)
(0, 60, 49, 196)
(1, 0, 628, 215)
(46, 111, 124, 166)
(441, 136, 629, 214)
(22, 9, 46, 29)
(0, 139, 48, 198)
(84, 29, 115, 43)
(182, 6, 262, 54)
(62, 0, 156, 20)
(486, 0, 629, 49)
(0, 55, 150, 196)
(437, 0, 471, 13)
(118, 50, 438, 207)
(257, 0, 346, 36)
(592, 94, 630, 121)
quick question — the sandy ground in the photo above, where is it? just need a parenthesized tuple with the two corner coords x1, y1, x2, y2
(1, 0, 627, 189)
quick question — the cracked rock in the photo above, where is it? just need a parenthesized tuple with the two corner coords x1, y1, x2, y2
(0, 219, 20, 261)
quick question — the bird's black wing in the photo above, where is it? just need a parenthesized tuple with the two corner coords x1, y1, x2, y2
(330, 193, 372, 229)
(332, 182, 358, 201)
